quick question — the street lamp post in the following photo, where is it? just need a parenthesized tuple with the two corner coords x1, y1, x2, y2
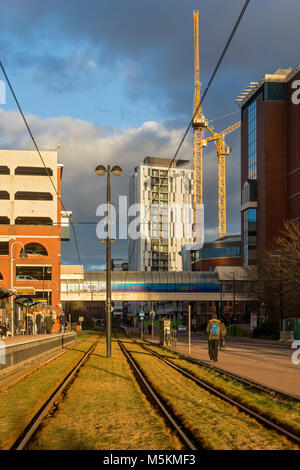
(270, 251, 283, 332)
(95, 164, 122, 358)
(233, 273, 236, 336)
(10, 241, 28, 337)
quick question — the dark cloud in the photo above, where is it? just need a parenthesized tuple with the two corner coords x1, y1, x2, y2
(1, 0, 300, 117)
(0, 0, 297, 266)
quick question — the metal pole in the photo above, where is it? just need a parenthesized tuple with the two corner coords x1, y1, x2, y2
(188, 304, 191, 355)
(279, 258, 283, 331)
(233, 273, 236, 336)
(106, 166, 112, 358)
(10, 246, 14, 338)
(152, 301, 154, 340)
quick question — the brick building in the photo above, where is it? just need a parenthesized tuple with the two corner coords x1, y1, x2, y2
(0, 149, 70, 325)
(236, 65, 300, 265)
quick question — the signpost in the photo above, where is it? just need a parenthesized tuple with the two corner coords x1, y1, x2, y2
(139, 311, 144, 339)
(79, 316, 84, 331)
(188, 304, 191, 356)
(150, 309, 155, 340)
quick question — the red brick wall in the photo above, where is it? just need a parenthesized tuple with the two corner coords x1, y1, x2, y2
(0, 167, 62, 310)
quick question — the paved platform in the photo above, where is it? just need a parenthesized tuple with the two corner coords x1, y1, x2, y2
(1, 334, 54, 345)
(0, 333, 72, 346)
(129, 328, 300, 398)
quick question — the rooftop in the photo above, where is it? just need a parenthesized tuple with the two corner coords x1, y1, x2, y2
(235, 63, 300, 107)
(143, 156, 190, 168)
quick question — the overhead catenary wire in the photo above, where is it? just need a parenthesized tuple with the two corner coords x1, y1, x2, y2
(0, 60, 83, 267)
(126, 0, 250, 273)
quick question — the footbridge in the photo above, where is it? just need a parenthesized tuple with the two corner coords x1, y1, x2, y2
(61, 266, 255, 302)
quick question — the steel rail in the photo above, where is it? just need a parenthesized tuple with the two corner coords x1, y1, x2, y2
(141, 335, 300, 402)
(168, 350, 300, 403)
(117, 338, 198, 450)
(129, 338, 300, 446)
(143, 337, 300, 403)
(10, 338, 98, 450)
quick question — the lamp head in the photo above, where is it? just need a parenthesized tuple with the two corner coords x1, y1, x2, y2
(95, 165, 107, 176)
(111, 165, 122, 176)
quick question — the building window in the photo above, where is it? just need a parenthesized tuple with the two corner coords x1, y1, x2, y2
(15, 217, 53, 225)
(243, 208, 257, 266)
(0, 217, 10, 225)
(16, 266, 52, 281)
(0, 166, 10, 175)
(0, 242, 9, 255)
(15, 167, 53, 176)
(15, 192, 53, 201)
(24, 243, 48, 257)
(248, 101, 257, 179)
(242, 179, 257, 205)
(0, 191, 9, 200)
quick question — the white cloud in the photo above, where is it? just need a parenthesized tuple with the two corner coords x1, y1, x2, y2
(0, 108, 240, 265)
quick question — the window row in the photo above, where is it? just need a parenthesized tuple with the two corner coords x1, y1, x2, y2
(0, 217, 53, 225)
(0, 191, 53, 200)
(0, 166, 53, 176)
(0, 242, 49, 256)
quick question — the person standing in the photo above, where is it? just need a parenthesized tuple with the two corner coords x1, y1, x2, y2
(36, 312, 42, 334)
(206, 317, 221, 362)
(44, 313, 53, 334)
(219, 321, 227, 350)
(59, 311, 66, 333)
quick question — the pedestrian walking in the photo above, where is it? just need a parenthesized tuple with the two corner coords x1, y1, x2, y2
(206, 317, 221, 363)
(219, 322, 227, 350)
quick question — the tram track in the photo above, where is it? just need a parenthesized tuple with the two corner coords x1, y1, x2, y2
(142, 338, 300, 402)
(121, 335, 300, 448)
(9, 337, 99, 450)
(117, 337, 198, 450)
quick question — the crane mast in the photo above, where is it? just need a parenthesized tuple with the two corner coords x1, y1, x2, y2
(192, 11, 240, 239)
(193, 10, 208, 237)
(205, 121, 241, 237)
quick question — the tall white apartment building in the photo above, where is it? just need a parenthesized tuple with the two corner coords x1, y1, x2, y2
(128, 157, 193, 272)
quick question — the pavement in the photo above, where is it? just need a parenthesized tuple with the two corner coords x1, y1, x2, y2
(0, 333, 66, 345)
(128, 327, 300, 398)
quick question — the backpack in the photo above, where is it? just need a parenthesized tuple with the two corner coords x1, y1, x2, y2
(210, 321, 220, 336)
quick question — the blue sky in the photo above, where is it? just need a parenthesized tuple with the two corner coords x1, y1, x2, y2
(0, 0, 299, 268)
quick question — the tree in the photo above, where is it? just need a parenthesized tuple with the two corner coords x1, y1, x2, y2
(251, 220, 300, 321)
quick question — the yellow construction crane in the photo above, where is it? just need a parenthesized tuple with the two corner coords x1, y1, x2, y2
(204, 121, 241, 237)
(192, 10, 209, 235)
(192, 11, 240, 239)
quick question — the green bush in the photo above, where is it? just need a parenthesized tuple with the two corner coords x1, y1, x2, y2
(253, 318, 280, 340)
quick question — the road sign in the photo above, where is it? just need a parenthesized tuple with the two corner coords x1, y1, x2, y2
(149, 310, 155, 318)
(139, 312, 145, 319)
(79, 317, 84, 322)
